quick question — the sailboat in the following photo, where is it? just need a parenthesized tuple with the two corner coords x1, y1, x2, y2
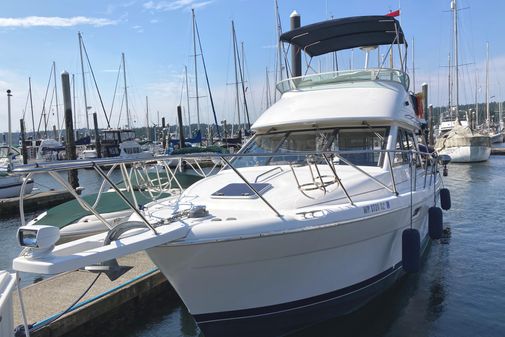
(435, 0, 491, 162)
(0, 90, 34, 198)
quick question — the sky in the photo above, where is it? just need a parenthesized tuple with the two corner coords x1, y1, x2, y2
(1, 0, 505, 134)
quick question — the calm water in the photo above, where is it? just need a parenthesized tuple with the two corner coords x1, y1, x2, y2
(2, 157, 505, 336)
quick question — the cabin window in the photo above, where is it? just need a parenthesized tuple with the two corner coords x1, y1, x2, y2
(270, 130, 334, 164)
(233, 127, 388, 168)
(336, 128, 387, 166)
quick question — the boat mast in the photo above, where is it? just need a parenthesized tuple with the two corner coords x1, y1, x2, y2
(78, 32, 91, 132)
(72, 74, 78, 139)
(448, 53, 452, 119)
(232, 20, 242, 131)
(146, 96, 150, 141)
(28, 77, 35, 138)
(240, 41, 251, 130)
(274, 0, 283, 102)
(52, 61, 61, 140)
(486, 41, 490, 128)
(412, 37, 415, 93)
(451, 0, 460, 120)
(184, 65, 192, 135)
(192, 9, 201, 135)
(265, 67, 271, 109)
(475, 74, 479, 126)
(122, 52, 130, 129)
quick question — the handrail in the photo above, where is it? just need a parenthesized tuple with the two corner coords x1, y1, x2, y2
(10, 149, 434, 174)
(276, 68, 410, 94)
(14, 149, 440, 237)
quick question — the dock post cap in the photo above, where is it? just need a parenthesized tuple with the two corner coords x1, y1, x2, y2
(290, 10, 299, 18)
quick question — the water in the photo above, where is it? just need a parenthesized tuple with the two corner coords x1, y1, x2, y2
(2, 157, 505, 336)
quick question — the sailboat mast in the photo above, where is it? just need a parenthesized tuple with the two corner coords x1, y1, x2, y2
(72, 74, 77, 139)
(146, 96, 150, 140)
(28, 77, 35, 138)
(192, 9, 201, 134)
(240, 41, 251, 130)
(52, 61, 61, 140)
(448, 53, 452, 118)
(122, 52, 130, 129)
(184, 65, 192, 135)
(274, 0, 283, 102)
(78, 32, 91, 132)
(452, 0, 459, 117)
(486, 42, 490, 127)
(232, 20, 242, 130)
(412, 37, 415, 93)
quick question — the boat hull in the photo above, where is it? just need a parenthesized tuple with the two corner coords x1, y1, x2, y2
(146, 198, 431, 337)
(438, 145, 491, 162)
(0, 177, 33, 199)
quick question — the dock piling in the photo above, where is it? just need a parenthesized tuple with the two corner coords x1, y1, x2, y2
(20, 119, 28, 165)
(61, 71, 79, 191)
(290, 11, 301, 77)
(177, 105, 185, 148)
(93, 112, 102, 158)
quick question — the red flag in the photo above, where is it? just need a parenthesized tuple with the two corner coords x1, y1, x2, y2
(386, 9, 400, 17)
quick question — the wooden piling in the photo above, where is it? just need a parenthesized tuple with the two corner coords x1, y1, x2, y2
(428, 104, 435, 146)
(93, 112, 102, 158)
(177, 105, 185, 148)
(20, 119, 28, 164)
(61, 71, 79, 191)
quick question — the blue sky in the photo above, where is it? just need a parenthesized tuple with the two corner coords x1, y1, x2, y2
(1, 0, 504, 134)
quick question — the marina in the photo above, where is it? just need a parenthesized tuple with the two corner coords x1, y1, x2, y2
(1, 1, 505, 337)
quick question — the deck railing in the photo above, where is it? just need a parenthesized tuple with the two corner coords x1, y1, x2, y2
(276, 68, 410, 94)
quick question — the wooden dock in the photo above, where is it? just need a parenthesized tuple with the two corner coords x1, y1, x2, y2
(12, 251, 175, 337)
(0, 190, 73, 218)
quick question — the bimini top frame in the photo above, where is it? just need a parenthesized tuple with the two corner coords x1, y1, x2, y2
(280, 15, 407, 57)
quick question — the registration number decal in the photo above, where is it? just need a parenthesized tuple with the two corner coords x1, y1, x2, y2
(363, 201, 391, 214)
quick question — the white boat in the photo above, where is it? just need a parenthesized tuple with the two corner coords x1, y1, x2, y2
(0, 271, 16, 336)
(436, 124, 491, 162)
(35, 138, 65, 161)
(0, 146, 23, 171)
(11, 15, 451, 337)
(0, 172, 33, 199)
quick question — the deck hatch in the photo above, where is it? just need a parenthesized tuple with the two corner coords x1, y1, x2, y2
(211, 183, 272, 199)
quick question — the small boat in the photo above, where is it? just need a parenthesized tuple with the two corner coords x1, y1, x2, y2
(0, 172, 33, 199)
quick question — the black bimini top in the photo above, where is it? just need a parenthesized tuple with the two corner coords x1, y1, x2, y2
(280, 15, 406, 57)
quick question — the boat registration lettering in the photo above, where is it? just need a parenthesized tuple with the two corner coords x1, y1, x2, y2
(363, 201, 390, 214)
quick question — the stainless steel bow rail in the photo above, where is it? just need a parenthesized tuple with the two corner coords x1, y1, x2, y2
(11, 149, 445, 232)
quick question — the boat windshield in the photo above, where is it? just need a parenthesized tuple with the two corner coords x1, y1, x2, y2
(232, 127, 389, 168)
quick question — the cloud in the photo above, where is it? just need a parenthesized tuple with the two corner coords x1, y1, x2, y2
(132, 25, 144, 33)
(143, 0, 213, 12)
(0, 16, 118, 28)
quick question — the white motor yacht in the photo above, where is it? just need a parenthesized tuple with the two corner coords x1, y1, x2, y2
(11, 15, 451, 337)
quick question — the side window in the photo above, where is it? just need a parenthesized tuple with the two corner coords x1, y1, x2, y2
(394, 129, 417, 166)
(394, 129, 408, 165)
